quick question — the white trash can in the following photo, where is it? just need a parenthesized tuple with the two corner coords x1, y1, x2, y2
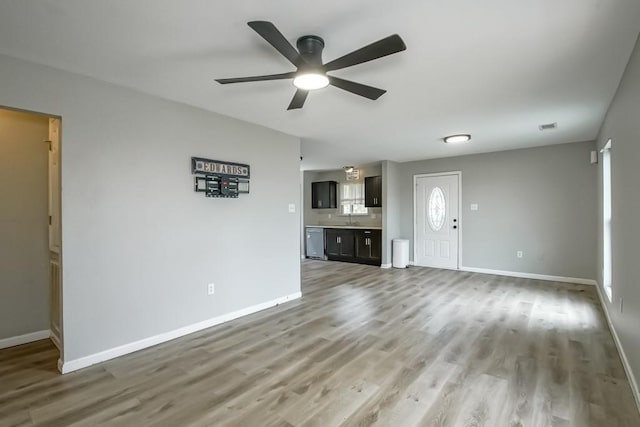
(392, 239, 409, 268)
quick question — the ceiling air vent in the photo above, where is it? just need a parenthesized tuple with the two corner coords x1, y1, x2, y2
(539, 122, 558, 131)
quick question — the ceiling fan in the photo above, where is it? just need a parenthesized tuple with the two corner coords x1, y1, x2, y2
(215, 21, 407, 110)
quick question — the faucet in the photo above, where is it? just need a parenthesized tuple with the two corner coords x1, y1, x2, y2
(346, 214, 359, 227)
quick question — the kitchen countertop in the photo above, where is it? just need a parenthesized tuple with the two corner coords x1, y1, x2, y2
(305, 225, 382, 230)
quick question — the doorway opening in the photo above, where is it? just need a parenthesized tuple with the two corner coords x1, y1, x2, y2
(602, 139, 612, 302)
(0, 106, 63, 366)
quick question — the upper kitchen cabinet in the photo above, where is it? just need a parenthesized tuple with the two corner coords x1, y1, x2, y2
(311, 181, 337, 209)
(365, 176, 382, 207)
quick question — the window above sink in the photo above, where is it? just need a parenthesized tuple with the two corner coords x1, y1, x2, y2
(339, 182, 368, 216)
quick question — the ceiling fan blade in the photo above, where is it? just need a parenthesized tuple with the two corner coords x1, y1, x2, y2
(287, 89, 308, 110)
(323, 34, 406, 72)
(328, 76, 386, 100)
(248, 21, 305, 68)
(215, 72, 296, 84)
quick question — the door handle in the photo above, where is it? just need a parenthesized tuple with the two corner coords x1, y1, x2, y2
(337, 236, 341, 244)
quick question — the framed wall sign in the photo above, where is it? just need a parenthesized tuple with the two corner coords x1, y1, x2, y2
(192, 157, 250, 198)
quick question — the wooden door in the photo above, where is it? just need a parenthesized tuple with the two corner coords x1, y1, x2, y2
(48, 118, 62, 349)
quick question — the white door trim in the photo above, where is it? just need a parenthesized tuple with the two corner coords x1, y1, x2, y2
(413, 171, 462, 269)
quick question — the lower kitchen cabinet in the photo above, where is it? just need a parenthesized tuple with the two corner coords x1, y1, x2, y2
(325, 228, 355, 261)
(325, 228, 381, 266)
(355, 229, 382, 265)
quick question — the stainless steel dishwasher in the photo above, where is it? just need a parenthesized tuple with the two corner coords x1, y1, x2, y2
(305, 227, 326, 260)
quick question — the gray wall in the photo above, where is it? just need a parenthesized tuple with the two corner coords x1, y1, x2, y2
(0, 54, 301, 362)
(303, 164, 383, 229)
(595, 34, 640, 396)
(0, 109, 49, 340)
(381, 160, 401, 265)
(387, 141, 597, 279)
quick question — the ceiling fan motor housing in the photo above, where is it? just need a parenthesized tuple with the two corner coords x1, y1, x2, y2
(296, 35, 325, 68)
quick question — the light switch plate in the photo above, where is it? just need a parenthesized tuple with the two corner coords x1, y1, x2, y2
(470, 203, 479, 211)
(288, 203, 296, 213)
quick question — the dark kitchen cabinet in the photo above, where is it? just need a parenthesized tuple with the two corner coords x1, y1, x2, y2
(311, 181, 337, 209)
(365, 176, 382, 207)
(325, 228, 355, 261)
(355, 229, 382, 265)
(325, 228, 380, 266)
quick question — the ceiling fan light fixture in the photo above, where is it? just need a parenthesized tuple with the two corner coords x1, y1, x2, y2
(293, 73, 329, 90)
(444, 134, 471, 144)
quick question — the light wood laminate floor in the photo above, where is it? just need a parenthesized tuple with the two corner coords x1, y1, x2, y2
(1, 260, 639, 426)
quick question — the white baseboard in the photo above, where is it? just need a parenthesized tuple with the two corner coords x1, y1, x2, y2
(0, 330, 51, 350)
(460, 266, 597, 286)
(61, 292, 302, 374)
(50, 331, 61, 351)
(380, 263, 392, 269)
(594, 282, 640, 413)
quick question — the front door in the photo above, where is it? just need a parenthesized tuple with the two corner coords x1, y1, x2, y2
(415, 173, 459, 269)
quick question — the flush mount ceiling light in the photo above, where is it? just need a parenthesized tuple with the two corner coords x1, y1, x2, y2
(444, 134, 471, 144)
(293, 73, 329, 90)
(343, 166, 355, 173)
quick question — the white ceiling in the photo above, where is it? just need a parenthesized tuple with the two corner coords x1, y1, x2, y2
(0, 1, 638, 170)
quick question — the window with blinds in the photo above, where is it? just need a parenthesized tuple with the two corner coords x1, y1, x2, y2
(340, 182, 368, 215)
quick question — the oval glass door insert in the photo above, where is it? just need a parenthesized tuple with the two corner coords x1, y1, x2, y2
(427, 187, 446, 231)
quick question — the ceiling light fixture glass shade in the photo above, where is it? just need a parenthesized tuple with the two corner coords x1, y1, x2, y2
(444, 134, 471, 144)
(293, 73, 329, 90)
(343, 166, 355, 173)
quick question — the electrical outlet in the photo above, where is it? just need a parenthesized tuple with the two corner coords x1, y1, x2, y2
(207, 283, 215, 295)
(371, 213, 377, 219)
(328, 214, 332, 219)
(516, 251, 523, 258)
